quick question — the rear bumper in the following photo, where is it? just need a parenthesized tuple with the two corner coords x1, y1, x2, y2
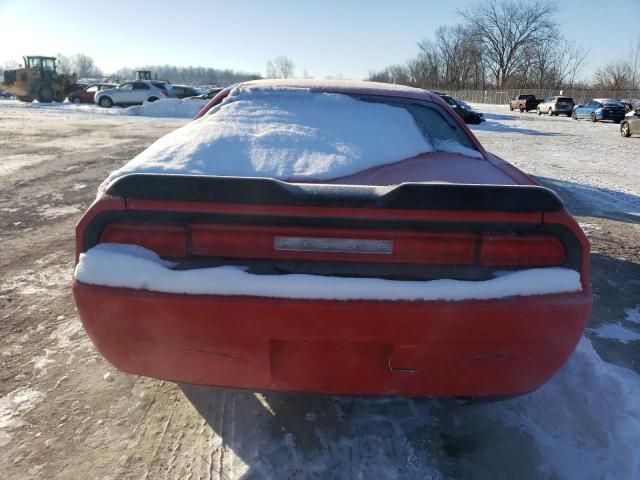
(73, 279, 591, 397)
(597, 112, 625, 121)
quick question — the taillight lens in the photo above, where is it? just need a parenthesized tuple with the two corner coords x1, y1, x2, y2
(190, 225, 477, 265)
(99, 223, 566, 268)
(100, 224, 186, 257)
(480, 234, 565, 266)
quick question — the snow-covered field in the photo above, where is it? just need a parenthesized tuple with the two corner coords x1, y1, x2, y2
(0, 97, 207, 119)
(1, 100, 639, 479)
(470, 104, 640, 219)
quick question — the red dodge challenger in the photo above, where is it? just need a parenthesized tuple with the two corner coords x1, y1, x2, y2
(72, 80, 592, 398)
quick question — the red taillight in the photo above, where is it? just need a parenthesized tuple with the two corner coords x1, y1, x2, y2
(100, 224, 186, 257)
(162, 89, 168, 97)
(480, 235, 565, 267)
(98, 224, 566, 267)
(190, 225, 477, 265)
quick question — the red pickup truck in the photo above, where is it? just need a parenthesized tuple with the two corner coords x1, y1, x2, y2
(510, 95, 542, 113)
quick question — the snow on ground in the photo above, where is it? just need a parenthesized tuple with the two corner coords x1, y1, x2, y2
(0, 153, 58, 176)
(578, 222, 602, 234)
(589, 306, 640, 343)
(590, 323, 640, 343)
(1, 252, 71, 298)
(75, 243, 582, 300)
(171, 336, 640, 479)
(120, 98, 207, 118)
(0, 388, 45, 447)
(0, 97, 207, 119)
(468, 104, 640, 218)
(495, 338, 640, 479)
(626, 306, 640, 324)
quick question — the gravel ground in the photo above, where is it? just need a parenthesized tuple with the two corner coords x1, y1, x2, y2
(1, 100, 639, 479)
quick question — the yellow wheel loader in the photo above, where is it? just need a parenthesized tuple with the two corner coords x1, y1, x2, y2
(1, 56, 77, 103)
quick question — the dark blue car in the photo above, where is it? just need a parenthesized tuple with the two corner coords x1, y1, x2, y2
(572, 99, 626, 123)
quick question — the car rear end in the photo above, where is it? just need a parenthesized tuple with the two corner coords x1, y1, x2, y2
(522, 95, 539, 111)
(150, 81, 174, 98)
(72, 82, 591, 398)
(598, 101, 626, 122)
(73, 174, 591, 398)
(552, 97, 574, 115)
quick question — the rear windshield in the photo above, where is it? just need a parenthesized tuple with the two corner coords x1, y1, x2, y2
(358, 95, 479, 154)
(440, 96, 457, 106)
(557, 97, 573, 102)
(205, 89, 482, 159)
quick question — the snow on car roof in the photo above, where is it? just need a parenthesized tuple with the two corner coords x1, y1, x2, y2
(103, 86, 443, 188)
(237, 78, 436, 101)
(594, 98, 623, 104)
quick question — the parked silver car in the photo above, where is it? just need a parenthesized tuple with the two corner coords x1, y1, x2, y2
(94, 81, 167, 108)
(537, 96, 575, 117)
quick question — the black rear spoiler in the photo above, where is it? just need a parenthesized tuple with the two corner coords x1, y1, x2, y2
(106, 174, 563, 212)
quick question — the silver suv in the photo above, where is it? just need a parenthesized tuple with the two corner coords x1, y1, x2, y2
(537, 96, 575, 117)
(95, 81, 167, 108)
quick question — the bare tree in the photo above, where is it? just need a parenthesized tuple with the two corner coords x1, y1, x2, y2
(2, 59, 20, 71)
(111, 64, 261, 85)
(370, 0, 595, 92)
(415, 39, 442, 88)
(411, 24, 486, 90)
(629, 38, 640, 90)
(55, 53, 73, 75)
(72, 53, 101, 78)
(369, 65, 411, 85)
(565, 43, 590, 89)
(266, 56, 295, 79)
(434, 25, 482, 89)
(594, 60, 633, 90)
(406, 55, 433, 88)
(592, 39, 640, 91)
(524, 37, 572, 88)
(459, 0, 559, 87)
(368, 69, 392, 83)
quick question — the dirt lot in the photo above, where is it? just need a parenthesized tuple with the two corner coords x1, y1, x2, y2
(1, 102, 639, 479)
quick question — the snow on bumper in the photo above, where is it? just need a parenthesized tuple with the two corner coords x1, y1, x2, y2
(72, 244, 591, 396)
(75, 244, 582, 301)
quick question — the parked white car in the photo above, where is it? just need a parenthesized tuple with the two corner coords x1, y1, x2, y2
(536, 96, 575, 117)
(95, 81, 167, 108)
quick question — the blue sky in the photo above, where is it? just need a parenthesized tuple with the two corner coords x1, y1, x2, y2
(1, 0, 638, 80)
